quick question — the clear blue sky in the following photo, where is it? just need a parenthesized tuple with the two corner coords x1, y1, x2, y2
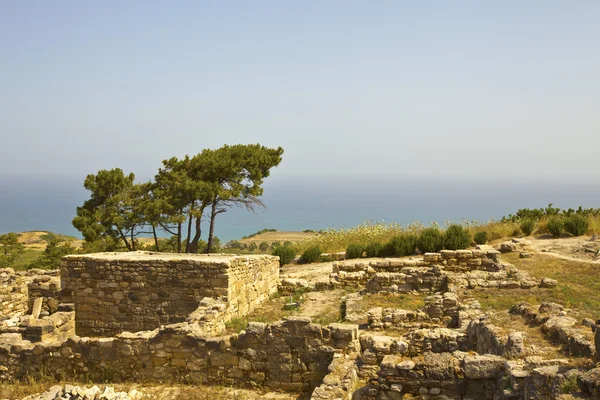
(1, 1, 599, 182)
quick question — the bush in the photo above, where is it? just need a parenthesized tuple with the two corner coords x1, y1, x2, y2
(365, 242, 382, 257)
(564, 215, 589, 236)
(300, 246, 322, 264)
(383, 234, 418, 257)
(417, 228, 443, 253)
(272, 246, 295, 267)
(259, 241, 270, 251)
(346, 244, 365, 259)
(546, 217, 563, 238)
(474, 231, 488, 245)
(443, 225, 471, 250)
(520, 219, 536, 236)
(248, 243, 258, 252)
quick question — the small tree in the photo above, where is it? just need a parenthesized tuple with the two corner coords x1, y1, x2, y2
(520, 219, 536, 236)
(0, 233, 24, 268)
(443, 225, 471, 250)
(28, 239, 76, 270)
(418, 227, 443, 253)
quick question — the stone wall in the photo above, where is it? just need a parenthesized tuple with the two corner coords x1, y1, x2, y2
(27, 276, 61, 315)
(510, 302, 595, 358)
(466, 318, 525, 357)
(330, 250, 557, 294)
(61, 252, 279, 337)
(1, 318, 359, 393)
(1, 268, 59, 319)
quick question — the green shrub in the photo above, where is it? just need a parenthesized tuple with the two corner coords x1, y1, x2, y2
(474, 231, 488, 245)
(365, 242, 382, 257)
(300, 246, 322, 264)
(259, 241, 270, 251)
(345, 244, 365, 259)
(564, 215, 589, 236)
(417, 227, 443, 253)
(383, 234, 418, 257)
(272, 246, 295, 266)
(248, 243, 258, 252)
(520, 219, 536, 236)
(443, 225, 471, 250)
(546, 217, 564, 238)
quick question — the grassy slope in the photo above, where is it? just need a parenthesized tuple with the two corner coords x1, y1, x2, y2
(472, 253, 600, 319)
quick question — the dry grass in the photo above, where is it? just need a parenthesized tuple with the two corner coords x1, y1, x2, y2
(500, 253, 600, 319)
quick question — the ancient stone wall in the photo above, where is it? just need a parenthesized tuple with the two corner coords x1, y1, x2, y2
(1, 318, 359, 392)
(331, 250, 557, 294)
(60, 252, 279, 337)
(1, 268, 59, 319)
(27, 276, 61, 315)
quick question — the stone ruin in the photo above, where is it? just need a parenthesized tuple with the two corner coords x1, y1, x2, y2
(3, 248, 600, 399)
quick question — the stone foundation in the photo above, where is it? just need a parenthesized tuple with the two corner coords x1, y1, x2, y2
(61, 252, 279, 337)
(1, 317, 359, 392)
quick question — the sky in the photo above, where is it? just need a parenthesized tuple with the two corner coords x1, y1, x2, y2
(1, 1, 599, 183)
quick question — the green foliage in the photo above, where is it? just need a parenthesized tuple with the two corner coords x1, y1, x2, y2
(0, 233, 25, 268)
(259, 241, 270, 251)
(271, 241, 281, 248)
(27, 240, 76, 270)
(74, 144, 283, 254)
(272, 245, 295, 266)
(227, 240, 242, 249)
(248, 243, 258, 252)
(345, 244, 365, 259)
(300, 246, 322, 264)
(365, 242, 382, 257)
(242, 228, 277, 239)
(443, 225, 471, 250)
(72, 168, 144, 251)
(417, 227, 443, 253)
(520, 218, 536, 236)
(564, 215, 589, 236)
(473, 231, 488, 245)
(383, 234, 418, 257)
(545, 219, 565, 237)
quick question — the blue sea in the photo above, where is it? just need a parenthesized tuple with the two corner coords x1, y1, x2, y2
(1, 175, 599, 243)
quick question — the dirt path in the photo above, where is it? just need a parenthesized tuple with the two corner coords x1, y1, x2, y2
(526, 236, 600, 264)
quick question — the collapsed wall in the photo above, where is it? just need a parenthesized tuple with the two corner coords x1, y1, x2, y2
(61, 252, 279, 337)
(1, 317, 359, 392)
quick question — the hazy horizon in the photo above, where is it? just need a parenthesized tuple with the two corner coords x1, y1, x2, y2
(1, 1, 599, 182)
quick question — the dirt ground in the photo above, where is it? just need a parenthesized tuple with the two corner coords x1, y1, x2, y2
(239, 231, 318, 245)
(526, 235, 600, 263)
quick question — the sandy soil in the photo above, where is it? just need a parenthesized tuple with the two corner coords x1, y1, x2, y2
(525, 235, 600, 263)
(239, 231, 317, 245)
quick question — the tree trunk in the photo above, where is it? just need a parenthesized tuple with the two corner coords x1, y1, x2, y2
(185, 202, 195, 253)
(152, 226, 160, 252)
(206, 201, 218, 254)
(131, 229, 136, 251)
(177, 222, 182, 253)
(190, 204, 206, 253)
(118, 230, 132, 251)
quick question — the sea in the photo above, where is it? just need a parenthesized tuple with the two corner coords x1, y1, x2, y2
(1, 175, 599, 243)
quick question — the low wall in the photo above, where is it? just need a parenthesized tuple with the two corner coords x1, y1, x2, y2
(61, 252, 279, 337)
(466, 319, 525, 357)
(27, 276, 61, 315)
(1, 318, 359, 392)
(1, 269, 59, 319)
(510, 302, 595, 358)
